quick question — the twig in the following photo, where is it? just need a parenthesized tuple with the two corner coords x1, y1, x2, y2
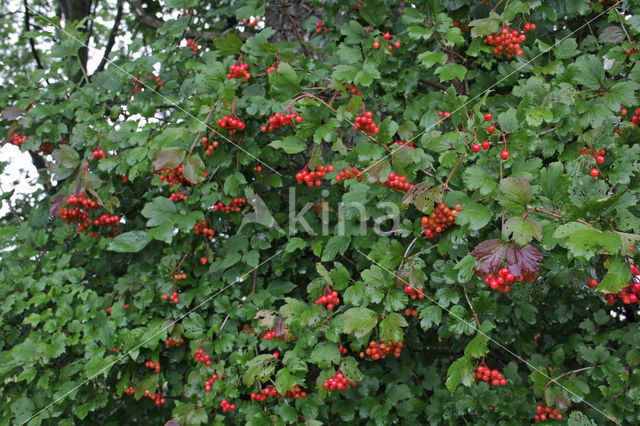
(278, 0, 311, 56)
(544, 366, 593, 392)
(251, 269, 258, 294)
(463, 286, 481, 328)
(24, 0, 44, 69)
(398, 237, 419, 270)
(94, 0, 124, 74)
(441, 153, 467, 194)
(188, 103, 218, 156)
(0, 183, 23, 224)
(535, 126, 559, 137)
(77, 57, 90, 84)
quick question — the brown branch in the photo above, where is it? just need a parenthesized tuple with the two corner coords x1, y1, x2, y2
(278, 0, 311, 56)
(463, 286, 481, 328)
(420, 78, 448, 91)
(442, 153, 467, 194)
(94, 0, 123, 74)
(24, 0, 44, 69)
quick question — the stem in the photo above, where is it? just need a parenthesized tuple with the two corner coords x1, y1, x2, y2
(399, 237, 419, 270)
(544, 366, 593, 392)
(463, 286, 481, 328)
(188, 103, 218, 156)
(278, 0, 311, 56)
(442, 153, 467, 194)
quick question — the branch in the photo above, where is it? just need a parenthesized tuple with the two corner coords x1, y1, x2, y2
(278, 0, 311, 56)
(463, 286, 481, 328)
(128, 1, 250, 41)
(420, 78, 448, 91)
(24, 0, 44, 69)
(94, 0, 123, 74)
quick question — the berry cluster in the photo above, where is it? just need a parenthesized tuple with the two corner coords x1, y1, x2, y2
(347, 83, 361, 96)
(534, 405, 562, 421)
(162, 291, 180, 303)
(202, 137, 219, 156)
(92, 148, 106, 159)
(266, 64, 279, 74)
(393, 141, 415, 148)
(625, 45, 638, 56)
(169, 192, 188, 202)
(361, 340, 403, 360)
(315, 286, 340, 310)
(404, 308, 419, 317)
(354, 111, 379, 135)
(10, 133, 27, 147)
(421, 203, 461, 239)
(479, 267, 538, 293)
(216, 114, 245, 135)
(123, 386, 136, 395)
(59, 194, 118, 236)
(241, 18, 259, 28)
(404, 285, 425, 300)
(213, 198, 246, 213)
(251, 385, 307, 401)
(373, 32, 400, 53)
(315, 21, 329, 34)
(335, 167, 363, 183)
(226, 62, 251, 82)
(143, 390, 165, 405)
(339, 345, 348, 355)
(204, 373, 221, 392)
(94, 214, 120, 227)
(156, 165, 189, 187)
(194, 348, 212, 366)
(261, 111, 302, 132)
(144, 360, 160, 373)
(164, 336, 184, 348)
(474, 364, 507, 386)
(220, 399, 236, 412)
(604, 264, 640, 305)
(172, 272, 187, 280)
(263, 328, 296, 341)
(437, 110, 451, 125)
(132, 74, 163, 94)
(523, 22, 537, 33)
(194, 220, 215, 239)
(485, 27, 527, 59)
(296, 165, 335, 187)
(472, 140, 492, 152)
(379, 172, 413, 192)
(323, 371, 357, 392)
(186, 38, 198, 55)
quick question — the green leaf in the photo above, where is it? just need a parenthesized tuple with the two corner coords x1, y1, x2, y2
(455, 203, 493, 231)
(540, 162, 567, 204)
(435, 63, 467, 82)
(341, 307, 378, 338)
(418, 51, 447, 68)
(455, 255, 476, 282)
(340, 356, 365, 382)
(52, 145, 80, 169)
(464, 333, 487, 359)
(599, 255, 631, 293)
(107, 231, 149, 253)
(269, 136, 306, 154)
(468, 14, 500, 37)
(553, 223, 621, 260)
(602, 81, 639, 111)
(571, 55, 604, 89)
(503, 1, 532, 21)
(213, 33, 242, 56)
(182, 156, 205, 184)
(321, 235, 350, 262)
(269, 63, 300, 102)
(244, 354, 278, 386)
(502, 217, 543, 246)
(275, 368, 298, 395)
(141, 197, 177, 227)
(463, 167, 497, 196)
(379, 313, 408, 342)
(152, 148, 185, 170)
(355, 61, 380, 87)
(446, 356, 473, 393)
(496, 176, 532, 214)
(310, 342, 341, 368)
(340, 20, 365, 44)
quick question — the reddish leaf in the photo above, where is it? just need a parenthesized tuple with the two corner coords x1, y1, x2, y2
(49, 194, 65, 216)
(506, 244, 543, 277)
(152, 149, 185, 171)
(470, 239, 509, 275)
(274, 316, 285, 338)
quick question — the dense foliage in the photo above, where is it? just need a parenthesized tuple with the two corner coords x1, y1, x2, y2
(2, 0, 640, 424)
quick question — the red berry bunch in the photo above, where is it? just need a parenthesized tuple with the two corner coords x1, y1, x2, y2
(144, 360, 161, 373)
(372, 32, 400, 53)
(625, 46, 638, 56)
(164, 336, 184, 348)
(630, 107, 640, 126)
(144, 73, 163, 87)
(213, 198, 246, 213)
(261, 111, 302, 132)
(194, 220, 215, 239)
(404, 285, 425, 300)
(421, 203, 461, 239)
(479, 267, 539, 293)
(241, 18, 259, 28)
(485, 27, 527, 59)
(354, 110, 379, 135)
(92, 148, 106, 159)
(169, 192, 188, 202)
(523, 22, 537, 33)
(156, 164, 189, 187)
(194, 348, 212, 366)
(162, 291, 180, 303)
(437, 110, 452, 125)
(59, 194, 115, 234)
(263, 328, 296, 341)
(315, 286, 340, 310)
(339, 345, 348, 355)
(123, 386, 136, 395)
(132, 74, 163, 94)
(404, 308, 418, 317)
(220, 399, 236, 412)
(323, 371, 357, 392)
(379, 172, 413, 192)
(93, 214, 120, 230)
(111, 346, 123, 352)
(204, 373, 221, 392)
(252, 385, 307, 400)
(534, 405, 563, 421)
(186, 38, 198, 55)
(347, 83, 361, 96)
(10, 133, 27, 147)
(335, 166, 362, 183)
(226, 61, 251, 82)
(474, 364, 507, 386)
(604, 264, 640, 304)
(315, 21, 329, 34)
(393, 141, 415, 148)
(216, 113, 245, 135)
(172, 272, 187, 280)
(361, 340, 403, 360)
(296, 165, 335, 187)
(144, 390, 165, 405)
(202, 137, 219, 156)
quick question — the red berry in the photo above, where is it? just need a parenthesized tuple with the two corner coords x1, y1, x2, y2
(500, 150, 510, 160)
(373, 41, 380, 49)
(484, 112, 493, 122)
(590, 168, 599, 178)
